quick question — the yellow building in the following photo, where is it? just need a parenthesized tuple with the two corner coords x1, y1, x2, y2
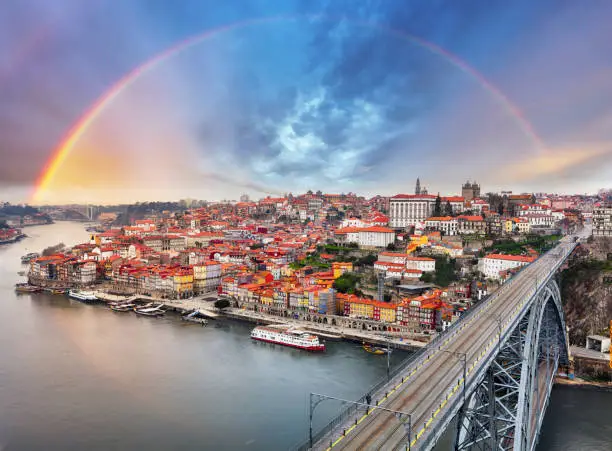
(347, 299, 375, 319)
(378, 304, 397, 323)
(260, 290, 274, 305)
(172, 269, 194, 295)
(332, 262, 353, 279)
(407, 235, 428, 254)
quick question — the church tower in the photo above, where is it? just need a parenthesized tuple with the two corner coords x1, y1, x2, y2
(415, 177, 421, 195)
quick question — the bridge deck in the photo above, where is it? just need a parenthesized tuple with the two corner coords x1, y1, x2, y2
(314, 235, 579, 451)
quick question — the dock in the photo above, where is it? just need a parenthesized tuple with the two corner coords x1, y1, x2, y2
(89, 290, 424, 349)
(91, 292, 221, 319)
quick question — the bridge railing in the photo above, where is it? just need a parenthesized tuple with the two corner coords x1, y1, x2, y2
(295, 239, 576, 450)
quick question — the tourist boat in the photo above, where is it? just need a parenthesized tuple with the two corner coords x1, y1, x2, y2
(15, 283, 41, 293)
(68, 290, 98, 302)
(362, 343, 391, 355)
(21, 252, 39, 264)
(134, 303, 165, 317)
(181, 310, 208, 325)
(110, 302, 135, 312)
(250, 325, 325, 352)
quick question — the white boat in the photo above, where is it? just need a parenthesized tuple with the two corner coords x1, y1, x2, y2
(182, 310, 208, 325)
(251, 325, 325, 352)
(134, 303, 165, 317)
(69, 290, 98, 302)
(110, 302, 135, 312)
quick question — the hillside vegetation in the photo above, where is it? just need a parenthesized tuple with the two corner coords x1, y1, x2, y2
(561, 238, 612, 345)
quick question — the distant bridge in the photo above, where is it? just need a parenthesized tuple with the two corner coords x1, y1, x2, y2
(302, 233, 584, 451)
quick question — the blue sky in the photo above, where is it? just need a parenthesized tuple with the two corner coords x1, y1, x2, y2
(1, 0, 612, 203)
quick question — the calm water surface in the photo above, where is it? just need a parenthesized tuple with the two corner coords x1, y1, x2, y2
(0, 223, 609, 450)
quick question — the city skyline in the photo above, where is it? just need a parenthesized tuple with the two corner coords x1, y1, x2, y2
(1, 0, 612, 204)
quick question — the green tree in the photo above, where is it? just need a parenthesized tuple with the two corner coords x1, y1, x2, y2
(420, 272, 434, 283)
(433, 195, 442, 216)
(357, 254, 377, 266)
(333, 272, 361, 294)
(386, 242, 397, 251)
(214, 298, 231, 310)
(444, 201, 453, 216)
(42, 242, 65, 256)
(432, 256, 457, 287)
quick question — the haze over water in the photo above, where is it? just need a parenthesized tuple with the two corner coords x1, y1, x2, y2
(0, 223, 609, 450)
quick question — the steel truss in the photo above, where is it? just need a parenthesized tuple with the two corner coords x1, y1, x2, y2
(454, 280, 568, 451)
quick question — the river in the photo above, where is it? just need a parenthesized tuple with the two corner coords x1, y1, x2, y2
(0, 223, 609, 450)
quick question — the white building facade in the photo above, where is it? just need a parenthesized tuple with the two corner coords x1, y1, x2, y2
(478, 254, 536, 280)
(389, 194, 437, 229)
(593, 206, 612, 236)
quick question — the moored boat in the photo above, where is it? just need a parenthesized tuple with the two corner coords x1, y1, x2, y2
(68, 290, 98, 302)
(134, 303, 165, 317)
(362, 343, 391, 355)
(251, 325, 325, 352)
(110, 302, 135, 312)
(15, 283, 41, 293)
(181, 310, 208, 325)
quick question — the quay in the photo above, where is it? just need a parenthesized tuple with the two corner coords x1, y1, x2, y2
(25, 282, 426, 350)
(91, 291, 221, 319)
(92, 290, 425, 349)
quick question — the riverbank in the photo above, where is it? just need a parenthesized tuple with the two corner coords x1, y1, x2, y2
(87, 291, 425, 350)
(554, 376, 612, 392)
(0, 233, 26, 245)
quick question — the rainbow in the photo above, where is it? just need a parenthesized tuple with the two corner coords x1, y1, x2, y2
(32, 14, 544, 202)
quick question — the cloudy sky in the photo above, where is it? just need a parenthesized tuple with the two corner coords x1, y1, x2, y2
(1, 0, 611, 204)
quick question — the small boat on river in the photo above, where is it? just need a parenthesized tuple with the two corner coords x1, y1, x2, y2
(15, 283, 41, 293)
(181, 310, 208, 325)
(110, 302, 135, 312)
(134, 303, 165, 317)
(68, 290, 98, 302)
(362, 343, 391, 355)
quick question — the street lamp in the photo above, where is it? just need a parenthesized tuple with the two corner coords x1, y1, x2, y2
(439, 350, 468, 408)
(308, 392, 412, 450)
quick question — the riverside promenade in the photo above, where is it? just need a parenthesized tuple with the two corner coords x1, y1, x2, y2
(91, 290, 426, 350)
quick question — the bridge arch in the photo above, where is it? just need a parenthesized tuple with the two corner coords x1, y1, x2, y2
(456, 279, 570, 451)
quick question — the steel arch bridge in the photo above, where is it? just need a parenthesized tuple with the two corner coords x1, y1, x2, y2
(304, 235, 581, 451)
(453, 278, 569, 451)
